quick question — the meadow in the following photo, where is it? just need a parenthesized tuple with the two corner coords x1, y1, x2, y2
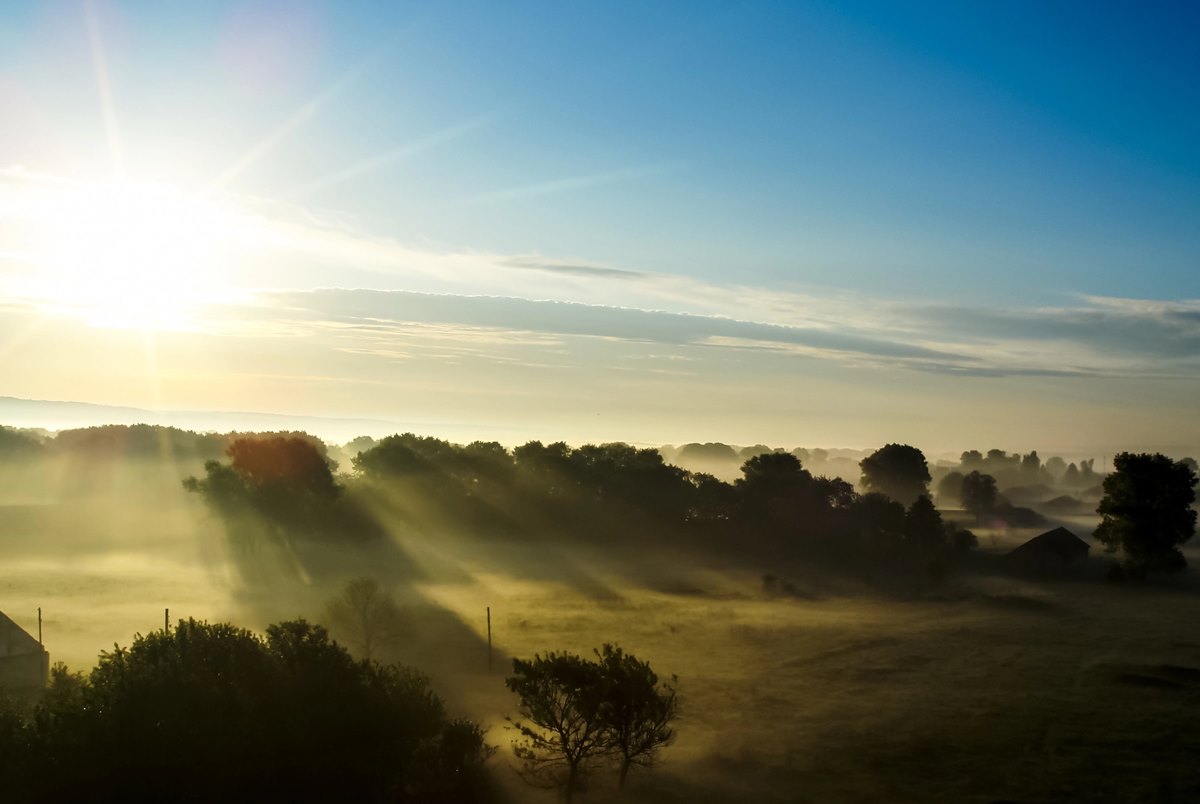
(2, 455, 1198, 804)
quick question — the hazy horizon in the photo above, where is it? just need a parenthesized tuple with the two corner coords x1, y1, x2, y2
(4, 394, 1196, 465)
(2, 2, 1198, 453)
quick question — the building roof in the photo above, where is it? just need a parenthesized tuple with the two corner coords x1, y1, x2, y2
(1006, 526, 1091, 561)
(0, 610, 43, 658)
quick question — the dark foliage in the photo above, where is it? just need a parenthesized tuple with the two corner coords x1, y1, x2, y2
(505, 645, 677, 801)
(185, 435, 382, 547)
(859, 444, 931, 506)
(1095, 452, 1197, 574)
(960, 470, 998, 522)
(0, 425, 45, 459)
(0, 619, 491, 803)
(592, 644, 677, 790)
(506, 651, 609, 802)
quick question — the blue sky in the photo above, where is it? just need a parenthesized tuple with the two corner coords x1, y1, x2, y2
(0, 1, 1197, 452)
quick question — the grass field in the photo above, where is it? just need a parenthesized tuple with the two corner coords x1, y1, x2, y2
(3, 489, 1199, 803)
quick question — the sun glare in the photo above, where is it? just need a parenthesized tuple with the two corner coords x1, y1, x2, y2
(31, 179, 238, 330)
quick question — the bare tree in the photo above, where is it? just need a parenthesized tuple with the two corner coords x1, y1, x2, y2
(324, 577, 408, 661)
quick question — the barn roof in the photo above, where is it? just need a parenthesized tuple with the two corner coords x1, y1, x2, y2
(1007, 526, 1091, 560)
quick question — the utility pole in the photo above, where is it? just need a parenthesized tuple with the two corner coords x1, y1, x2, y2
(487, 606, 492, 672)
(37, 607, 42, 645)
(165, 608, 170, 634)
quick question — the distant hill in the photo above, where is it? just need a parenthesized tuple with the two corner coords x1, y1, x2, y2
(0, 395, 399, 444)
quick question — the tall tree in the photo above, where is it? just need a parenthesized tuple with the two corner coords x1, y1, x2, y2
(959, 471, 998, 523)
(1094, 453, 1197, 574)
(506, 652, 609, 803)
(904, 495, 945, 553)
(860, 444, 931, 506)
(594, 645, 677, 790)
(936, 471, 965, 506)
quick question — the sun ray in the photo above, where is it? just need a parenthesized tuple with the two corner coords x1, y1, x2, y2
(84, 0, 124, 180)
(290, 115, 494, 198)
(204, 57, 378, 195)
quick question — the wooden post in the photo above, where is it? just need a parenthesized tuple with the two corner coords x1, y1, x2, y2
(37, 607, 42, 645)
(165, 608, 169, 634)
(487, 606, 492, 672)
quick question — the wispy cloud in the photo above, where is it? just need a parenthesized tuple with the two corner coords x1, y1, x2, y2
(505, 256, 650, 281)
(3, 165, 1198, 382)
(233, 285, 1200, 380)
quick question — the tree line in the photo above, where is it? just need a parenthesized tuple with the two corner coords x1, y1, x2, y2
(183, 435, 978, 585)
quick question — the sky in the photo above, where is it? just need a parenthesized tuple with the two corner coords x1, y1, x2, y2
(0, 0, 1198, 454)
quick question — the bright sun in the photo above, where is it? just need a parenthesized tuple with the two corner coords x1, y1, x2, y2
(32, 179, 238, 330)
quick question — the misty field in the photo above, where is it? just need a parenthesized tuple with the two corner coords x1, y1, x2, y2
(2, 470, 1198, 804)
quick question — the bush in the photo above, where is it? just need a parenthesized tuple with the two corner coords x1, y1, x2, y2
(10, 619, 491, 803)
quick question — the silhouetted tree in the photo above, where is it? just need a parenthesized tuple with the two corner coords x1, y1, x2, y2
(513, 440, 574, 497)
(959, 450, 984, 471)
(0, 426, 43, 459)
(184, 435, 381, 551)
(593, 644, 677, 790)
(1094, 453, 1197, 575)
(325, 577, 409, 661)
(736, 452, 817, 535)
(937, 471, 965, 505)
(460, 440, 515, 483)
(227, 435, 338, 494)
(506, 652, 608, 803)
(738, 452, 810, 501)
(949, 525, 978, 552)
(1020, 450, 1041, 480)
(1078, 458, 1099, 487)
(850, 492, 907, 547)
(960, 471, 998, 523)
(739, 444, 776, 460)
(353, 432, 456, 477)
(676, 442, 739, 464)
(860, 444, 931, 506)
(904, 495, 945, 553)
(688, 473, 738, 521)
(12, 619, 490, 803)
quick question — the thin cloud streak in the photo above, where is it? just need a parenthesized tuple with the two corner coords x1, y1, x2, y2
(3, 166, 1197, 382)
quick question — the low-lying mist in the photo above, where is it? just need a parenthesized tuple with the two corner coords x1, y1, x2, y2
(1, 423, 1198, 802)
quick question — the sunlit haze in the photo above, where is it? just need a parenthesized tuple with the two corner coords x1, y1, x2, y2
(3, 6, 1200, 803)
(2, 1, 1198, 452)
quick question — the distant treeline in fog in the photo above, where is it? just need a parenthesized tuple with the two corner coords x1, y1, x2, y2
(3, 423, 1191, 583)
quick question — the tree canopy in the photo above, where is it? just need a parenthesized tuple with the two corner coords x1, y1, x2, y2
(593, 644, 677, 790)
(506, 645, 678, 800)
(506, 651, 610, 802)
(1, 619, 491, 803)
(1094, 452, 1198, 575)
(960, 471, 998, 522)
(859, 444, 931, 506)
